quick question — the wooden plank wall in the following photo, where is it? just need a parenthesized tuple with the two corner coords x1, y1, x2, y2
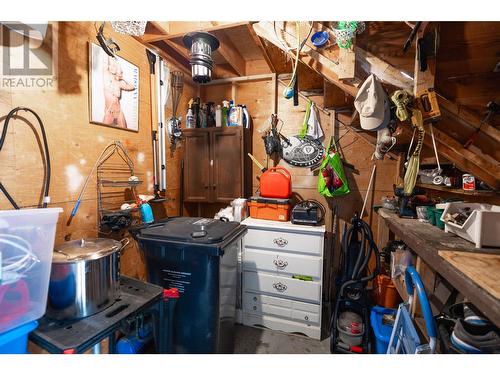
(201, 79, 400, 241)
(0, 22, 196, 280)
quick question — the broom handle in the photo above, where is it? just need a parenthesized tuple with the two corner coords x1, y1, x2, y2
(361, 164, 377, 217)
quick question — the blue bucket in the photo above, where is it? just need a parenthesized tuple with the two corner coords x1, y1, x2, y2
(370, 305, 396, 354)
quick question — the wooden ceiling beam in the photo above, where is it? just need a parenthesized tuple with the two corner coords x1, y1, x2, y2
(211, 30, 246, 76)
(428, 126, 500, 189)
(246, 23, 276, 73)
(151, 41, 192, 76)
(438, 95, 500, 144)
(253, 21, 414, 97)
(144, 22, 249, 42)
(253, 21, 359, 97)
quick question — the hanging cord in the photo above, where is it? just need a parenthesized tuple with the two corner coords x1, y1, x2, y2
(0, 107, 51, 209)
(429, 123, 441, 172)
(274, 21, 313, 97)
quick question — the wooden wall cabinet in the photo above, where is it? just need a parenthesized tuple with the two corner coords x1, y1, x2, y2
(183, 127, 252, 203)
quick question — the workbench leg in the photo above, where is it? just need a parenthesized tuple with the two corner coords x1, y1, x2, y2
(377, 213, 391, 250)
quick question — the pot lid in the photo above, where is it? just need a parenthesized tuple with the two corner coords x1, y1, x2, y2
(53, 238, 121, 263)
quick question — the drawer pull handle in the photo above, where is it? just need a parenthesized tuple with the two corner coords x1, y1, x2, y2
(273, 237, 288, 247)
(272, 282, 287, 292)
(273, 259, 288, 269)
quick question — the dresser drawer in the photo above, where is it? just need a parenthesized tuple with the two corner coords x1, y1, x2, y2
(244, 228, 323, 256)
(243, 292, 320, 324)
(243, 248, 321, 278)
(243, 271, 321, 303)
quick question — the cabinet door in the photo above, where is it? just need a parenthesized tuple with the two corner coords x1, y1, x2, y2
(211, 128, 243, 202)
(183, 131, 210, 202)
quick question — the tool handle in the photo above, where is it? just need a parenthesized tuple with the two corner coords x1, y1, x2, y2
(70, 199, 81, 218)
(247, 153, 266, 172)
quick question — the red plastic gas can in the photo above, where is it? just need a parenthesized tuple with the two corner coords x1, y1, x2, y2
(260, 166, 292, 199)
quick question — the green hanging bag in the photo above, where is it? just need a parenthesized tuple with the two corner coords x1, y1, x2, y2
(317, 139, 350, 197)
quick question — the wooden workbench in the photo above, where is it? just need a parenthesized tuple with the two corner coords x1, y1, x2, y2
(377, 208, 500, 328)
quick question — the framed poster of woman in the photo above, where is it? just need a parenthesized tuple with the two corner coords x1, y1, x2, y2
(89, 42, 139, 131)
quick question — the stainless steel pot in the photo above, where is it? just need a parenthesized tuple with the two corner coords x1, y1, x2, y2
(46, 238, 129, 320)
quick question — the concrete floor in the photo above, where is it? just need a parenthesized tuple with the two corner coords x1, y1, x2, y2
(234, 324, 331, 354)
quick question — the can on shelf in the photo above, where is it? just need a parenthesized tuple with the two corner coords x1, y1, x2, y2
(462, 174, 476, 191)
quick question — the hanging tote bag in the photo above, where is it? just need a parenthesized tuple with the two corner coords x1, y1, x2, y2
(317, 139, 350, 197)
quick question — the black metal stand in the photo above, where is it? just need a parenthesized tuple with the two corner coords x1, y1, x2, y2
(30, 276, 167, 354)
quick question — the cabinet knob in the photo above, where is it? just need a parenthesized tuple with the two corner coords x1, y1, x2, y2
(253, 305, 257, 311)
(204, 185, 209, 189)
(273, 259, 288, 269)
(253, 296, 257, 302)
(212, 184, 216, 189)
(304, 315, 309, 321)
(273, 237, 288, 247)
(272, 282, 287, 292)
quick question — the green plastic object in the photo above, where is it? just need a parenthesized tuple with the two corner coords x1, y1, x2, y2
(292, 275, 313, 281)
(434, 209, 445, 229)
(427, 207, 437, 226)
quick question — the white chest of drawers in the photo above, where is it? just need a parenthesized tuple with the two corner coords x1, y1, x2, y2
(240, 218, 325, 339)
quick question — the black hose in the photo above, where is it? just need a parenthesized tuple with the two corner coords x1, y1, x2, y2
(0, 107, 51, 209)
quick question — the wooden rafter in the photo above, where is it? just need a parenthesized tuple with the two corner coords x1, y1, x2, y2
(438, 95, 500, 144)
(212, 30, 246, 76)
(253, 21, 414, 97)
(246, 23, 276, 73)
(143, 22, 249, 42)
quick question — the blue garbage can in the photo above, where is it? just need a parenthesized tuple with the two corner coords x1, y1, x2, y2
(136, 217, 247, 354)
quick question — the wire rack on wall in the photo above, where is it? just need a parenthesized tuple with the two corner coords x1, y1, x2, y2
(96, 141, 142, 235)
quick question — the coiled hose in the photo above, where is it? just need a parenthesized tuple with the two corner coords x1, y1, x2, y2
(0, 107, 51, 209)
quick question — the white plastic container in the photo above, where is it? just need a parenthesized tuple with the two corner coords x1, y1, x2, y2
(0, 208, 62, 334)
(440, 203, 500, 249)
(231, 198, 248, 222)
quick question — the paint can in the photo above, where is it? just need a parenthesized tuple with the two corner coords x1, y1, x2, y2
(462, 174, 476, 191)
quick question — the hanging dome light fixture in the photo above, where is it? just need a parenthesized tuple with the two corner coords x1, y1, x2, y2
(182, 31, 220, 84)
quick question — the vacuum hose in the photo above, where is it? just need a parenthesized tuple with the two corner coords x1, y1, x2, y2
(0, 107, 51, 209)
(330, 214, 380, 333)
(338, 214, 380, 297)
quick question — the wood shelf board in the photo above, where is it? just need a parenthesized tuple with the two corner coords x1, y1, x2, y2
(416, 183, 498, 197)
(378, 208, 500, 328)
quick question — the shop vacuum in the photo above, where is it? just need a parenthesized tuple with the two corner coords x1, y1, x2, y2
(330, 213, 380, 354)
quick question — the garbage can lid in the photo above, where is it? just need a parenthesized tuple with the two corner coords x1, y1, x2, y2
(138, 217, 243, 245)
